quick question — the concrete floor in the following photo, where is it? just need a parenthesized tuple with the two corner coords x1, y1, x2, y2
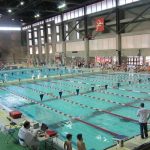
(107, 132, 150, 150)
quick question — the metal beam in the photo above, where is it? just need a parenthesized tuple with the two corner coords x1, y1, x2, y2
(119, 6, 150, 33)
(64, 21, 80, 41)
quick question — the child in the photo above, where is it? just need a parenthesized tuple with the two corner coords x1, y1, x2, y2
(64, 134, 72, 150)
(77, 134, 86, 150)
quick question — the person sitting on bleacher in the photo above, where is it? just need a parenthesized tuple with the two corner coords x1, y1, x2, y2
(18, 121, 39, 150)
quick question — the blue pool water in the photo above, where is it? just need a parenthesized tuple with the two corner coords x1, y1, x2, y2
(0, 70, 150, 150)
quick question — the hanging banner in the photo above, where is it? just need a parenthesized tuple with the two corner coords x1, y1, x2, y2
(96, 18, 104, 32)
(95, 56, 112, 63)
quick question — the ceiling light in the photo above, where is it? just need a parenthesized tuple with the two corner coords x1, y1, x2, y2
(58, 2, 66, 9)
(8, 9, 12, 13)
(36, 14, 40, 17)
(34, 13, 40, 18)
(20, 1, 24, 5)
(0, 27, 21, 31)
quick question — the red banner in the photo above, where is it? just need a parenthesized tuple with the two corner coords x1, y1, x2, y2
(95, 56, 111, 63)
(96, 18, 104, 32)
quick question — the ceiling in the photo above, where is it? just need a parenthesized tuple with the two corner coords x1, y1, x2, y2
(0, 0, 95, 25)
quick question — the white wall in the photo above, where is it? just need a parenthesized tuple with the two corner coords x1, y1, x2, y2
(122, 34, 150, 49)
(56, 43, 63, 52)
(66, 41, 85, 51)
(89, 37, 116, 50)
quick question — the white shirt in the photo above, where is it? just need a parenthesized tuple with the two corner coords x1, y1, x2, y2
(18, 127, 34, 146)
(137, 108, 150, 123)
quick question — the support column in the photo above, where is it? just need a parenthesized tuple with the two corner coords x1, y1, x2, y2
(44, 21, 48, 65)
(52, 43, 56, 65)
(45, 43, 49, 65)
(84, 38, 89, 67)
(116, 0, 122, 65)
(61, 14, 66, 65)
(51, 21, 56, 65)
(84, 6, 89, 67)
(62, 41, 66, 65)
(38, 27, 42, 65)
(31, 26, 36, 66)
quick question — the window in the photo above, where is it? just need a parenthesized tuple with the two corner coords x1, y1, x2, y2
(75, 9, 79, 18)
(127, 56, 143, 65)
(63, 13, 67, 21)
(28, 32, 32, 39)
(76, 21, 79, 29)
(55, 15, 61, 23)
(29, 40, 32, 46)
(126, 0, 133, 4)
(58, 15, 61, 23)
(87, 5, 92, 14)
(48, 28, 51, 34)
(35, 47, 39, 54)
(34, 31, 37, 38)
(66, 34, 69, 41)
(42, 46, 45, 54)
(29, 47, 33, 55)
(107, 0, 113, 8)
(49, 45, 52, 54)
(119, 0, 126, 5)
(55, 16, 58, 23)
(79, 8, 83, 16)
(77, 32, 80, 39)
(65, 24, 68, 31)
(97, 2, 102, 11)
(48, 36, 51, 43)
(112, 0, 116, 7)
(35, 39, 38, 45)
(57, 35, 60, 42)
(56, 26, 59, 33)
(92, 4, 96, 13)
(67, 12, 71, 20)
(40, 30, 44, 36)
(71, 11, 75, 19)
(40, 26, 43, 29)
(41, 38, 44, 44)
(102, 0, 107, 10)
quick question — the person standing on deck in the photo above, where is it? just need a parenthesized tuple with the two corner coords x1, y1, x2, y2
(137, 103, 150, 139)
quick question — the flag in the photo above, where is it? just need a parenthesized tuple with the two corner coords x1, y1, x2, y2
(96, 18, 104, 32)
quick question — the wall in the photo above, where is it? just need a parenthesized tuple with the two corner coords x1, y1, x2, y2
(0, 30, 26, 64)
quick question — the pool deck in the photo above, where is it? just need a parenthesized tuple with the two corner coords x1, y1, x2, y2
(107, 131, 150, 150)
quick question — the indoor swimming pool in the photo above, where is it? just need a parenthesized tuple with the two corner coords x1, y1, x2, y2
(0, 70, 150, 150)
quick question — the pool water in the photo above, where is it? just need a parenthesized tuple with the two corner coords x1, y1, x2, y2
(0, 70, 150, 150)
